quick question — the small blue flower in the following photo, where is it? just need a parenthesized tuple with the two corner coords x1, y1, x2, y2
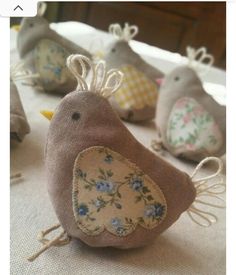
(77, 203, 89, 216)
(144, 203, 165, 219)
(104, 154, 113, 163)
(111, 218, 122, 228)
(54, 67, 62, 77)
(96, 180, 114, 192)
(130, 178, 143, 191)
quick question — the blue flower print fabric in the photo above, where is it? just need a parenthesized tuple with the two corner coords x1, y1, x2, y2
(72, 146, 167, 237)
(34, 39, 75, 92)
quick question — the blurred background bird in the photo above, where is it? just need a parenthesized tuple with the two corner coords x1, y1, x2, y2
(17, 2, 91, 94)
(155, 47, 226, 162)
(103, 23, 164, 122)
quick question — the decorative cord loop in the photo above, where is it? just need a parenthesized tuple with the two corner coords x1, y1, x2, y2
(67, 54, 123, 98)
(109, 23, 138, 41)
(10, 61, 39, 83)
(37, 2, 47, 16)
(187, 157, 225, 227)
(186, 46, 214, 76)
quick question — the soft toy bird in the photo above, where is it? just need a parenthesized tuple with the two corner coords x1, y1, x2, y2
(155, 47, 226, 162)
(10, 61, 38, 142)
(17, 2, 91, 94)
(103, 23, 164, 122)
(28, 55, 224, 261)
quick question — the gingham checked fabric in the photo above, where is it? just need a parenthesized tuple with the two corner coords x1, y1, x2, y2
(114, 65, 158, 110)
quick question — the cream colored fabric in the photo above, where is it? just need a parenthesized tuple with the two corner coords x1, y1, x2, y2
(35, 39, 75, 92)
(10, 26, 225, 275)
(72, 146, 167, 236)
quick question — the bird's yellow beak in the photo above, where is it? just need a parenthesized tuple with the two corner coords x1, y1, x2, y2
(11, 24, 21, 32)
(94, 50, 105, 59)
(40, 110, 54, 121)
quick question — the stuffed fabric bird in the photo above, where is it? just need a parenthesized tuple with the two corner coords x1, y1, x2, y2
(28, 55, 224, 261)
(10, 61, 37, 142)
(155, 47, 226, 162)
(10, 80, 30, 142)
(103, 23, 164, 122)
(17, 2, 91, 94)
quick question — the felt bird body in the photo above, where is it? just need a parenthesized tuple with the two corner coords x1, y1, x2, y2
(103, 23, 164, 122)
(155, 47, 226, 162)
(17, 3, 91, 94)
(28, 55, 224, 261)
(10, 61, 37, 142)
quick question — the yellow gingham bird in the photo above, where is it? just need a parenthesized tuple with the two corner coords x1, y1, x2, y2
(114, 65, 158, 110)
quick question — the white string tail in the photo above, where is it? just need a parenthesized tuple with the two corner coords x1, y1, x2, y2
(10, 61, 39, 83)
(27, 223, 71, 262)
(109, 23, 138, 42)
(67, 54, 124, 98)
(186, 46, 214, 76)
(37, 2, 47, 16)
(187, 157, 225, 227)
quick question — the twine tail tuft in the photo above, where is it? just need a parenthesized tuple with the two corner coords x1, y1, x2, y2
(27, 223, 71, 262)
(187, 157, 225, 227)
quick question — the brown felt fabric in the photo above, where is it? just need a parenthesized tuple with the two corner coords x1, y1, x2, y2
(104, 40, 164, 122)
(17, 16, 91, 94)
(45, 91, 196, 249)
(10, 80, 30, 142)
(156, 66, 226, 162)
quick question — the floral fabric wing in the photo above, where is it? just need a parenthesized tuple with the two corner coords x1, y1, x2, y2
(34, 39, 74, 91)
(114, 65, 158, 110)
(72, 146, 167, 237)
(167, 97, 223, 155)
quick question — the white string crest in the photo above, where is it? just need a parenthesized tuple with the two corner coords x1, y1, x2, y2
(10, 61, 39, 83)
(109, 23, 138, 42)
(67, 54, 124, 98)
(187, 157, 225, 227)
(37, 2, 47, 16)
(186, 46, 214, 76)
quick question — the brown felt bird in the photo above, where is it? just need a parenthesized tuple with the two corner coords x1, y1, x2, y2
(28, 55, 225, 261)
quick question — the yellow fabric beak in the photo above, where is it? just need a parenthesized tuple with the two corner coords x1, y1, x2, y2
(11, 24, 21, 32)
(40, 110, 54, 121)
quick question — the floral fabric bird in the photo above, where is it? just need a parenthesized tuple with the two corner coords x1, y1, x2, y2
(17, 2, 91, 94)
(155, 47, 226, 162)
(28, 55, 224, 262)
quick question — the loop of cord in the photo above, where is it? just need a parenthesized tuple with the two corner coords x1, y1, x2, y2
(109, 23, 138, 41)
(27, 223, 71, 262)
(10, 61, 39, 83)
(37, 2, 47, 16)
(186, 46, 214, 76)
(187, 157, 225, 227)
(66, 54, 124, 98)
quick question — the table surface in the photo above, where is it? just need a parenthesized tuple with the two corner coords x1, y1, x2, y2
(10, 22, 226, 275)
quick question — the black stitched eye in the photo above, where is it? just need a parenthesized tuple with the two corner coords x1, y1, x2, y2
(111, 48, 116, 53)
(174, 76, 180, 81)
(72, 112, 80, 121)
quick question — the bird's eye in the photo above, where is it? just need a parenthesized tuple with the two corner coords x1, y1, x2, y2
(174, 76, 180, 81)
(29, 23, 34, 28)
(111, 48, 116, 53)
(71, 112, 80, 121)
